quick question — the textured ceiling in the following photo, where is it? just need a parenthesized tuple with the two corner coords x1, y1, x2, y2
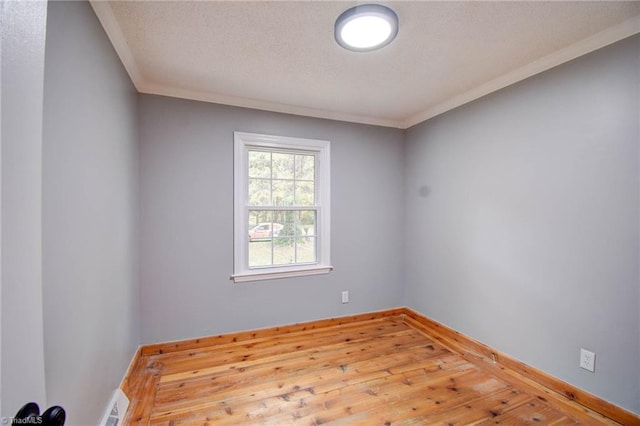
(92, 1, 640, 128)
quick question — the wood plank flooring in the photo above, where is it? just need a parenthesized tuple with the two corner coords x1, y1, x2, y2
(123, 315, 622, 425)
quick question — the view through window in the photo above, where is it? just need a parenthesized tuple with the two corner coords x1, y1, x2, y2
(247, 150, 317, 267)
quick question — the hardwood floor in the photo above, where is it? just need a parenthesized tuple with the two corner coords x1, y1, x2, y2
(123, 313, 624, 425)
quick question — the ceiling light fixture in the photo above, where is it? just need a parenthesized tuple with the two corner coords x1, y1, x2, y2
(335, 4, 398, 52)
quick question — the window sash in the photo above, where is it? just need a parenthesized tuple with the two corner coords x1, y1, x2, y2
(247, 208, 319, 269)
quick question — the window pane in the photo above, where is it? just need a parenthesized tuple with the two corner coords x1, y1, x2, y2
(296, 237, 316, 263)
(248, 210, 274, 239)
(248, 151, 271, 178)
(249, 179, 271, 206)
(295, 154, 315, 181)
(275, 210, 297, 238)
(273, 238, 295, 265)
(249, 240, 272, 267)
(248, 211, 274, 267)
(295, 181, 314, 205)
(248, 210, 273, 225)
(297, 210, 316, 236)
(272, 153, 294, 179)
(272, 180, 294, 206)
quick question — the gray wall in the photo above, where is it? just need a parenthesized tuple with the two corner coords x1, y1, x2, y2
(1, 0, 48, 416)
(4, 0, 637, 420)
(42, 1, 139, 424)
(139, 95, 405, 344)
(404, 35, 640, 412)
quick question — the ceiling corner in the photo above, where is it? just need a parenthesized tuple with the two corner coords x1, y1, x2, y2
(404, 15, 640, 130)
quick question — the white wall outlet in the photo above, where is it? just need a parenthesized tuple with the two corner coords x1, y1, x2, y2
(341, 291, 349, 304)
(580, 348, 596, 372)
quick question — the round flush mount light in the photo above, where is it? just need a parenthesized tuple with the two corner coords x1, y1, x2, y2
(335, 4, 398, 52)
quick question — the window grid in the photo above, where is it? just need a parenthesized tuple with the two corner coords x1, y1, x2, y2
(247, 209, 317, 268)
(248, 150, 316, 208)
(247, 148, 318, 269)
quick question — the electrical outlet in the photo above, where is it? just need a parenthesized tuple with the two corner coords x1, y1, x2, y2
(580, 348, 595, 372)
(341, 291, 349, 304)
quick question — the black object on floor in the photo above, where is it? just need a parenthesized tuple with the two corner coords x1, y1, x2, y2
(13, 402, 66, 425)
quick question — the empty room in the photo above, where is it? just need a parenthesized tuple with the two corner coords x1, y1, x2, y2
(1, 0, 639, 425)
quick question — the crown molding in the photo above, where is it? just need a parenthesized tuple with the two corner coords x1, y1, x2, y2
(137, 81, 405, 129)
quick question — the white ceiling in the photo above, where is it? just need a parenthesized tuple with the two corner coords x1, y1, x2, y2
(91, 1, 640, 129)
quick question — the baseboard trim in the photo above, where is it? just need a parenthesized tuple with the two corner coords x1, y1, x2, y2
(140, 307, 406, 356)
(119, 346, 142, 398)
(402, 307, 639, 425)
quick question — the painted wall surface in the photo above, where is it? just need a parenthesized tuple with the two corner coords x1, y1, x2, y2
(3, 0, 636, 419)
(0, 0, 48, 417)
(42, 1, 139, 424)
(404, 35, 640, 412)
(138, 95, 405, 343)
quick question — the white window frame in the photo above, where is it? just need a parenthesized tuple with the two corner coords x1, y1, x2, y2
(232, 132, 332, 283)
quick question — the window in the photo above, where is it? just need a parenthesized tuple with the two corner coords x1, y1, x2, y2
(232, 132, 331, 282)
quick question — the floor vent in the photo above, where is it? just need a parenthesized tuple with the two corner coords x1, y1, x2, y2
(99, 389, 129, 426)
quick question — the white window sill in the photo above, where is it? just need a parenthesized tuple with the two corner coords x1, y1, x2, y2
(231, 265, 333, 283)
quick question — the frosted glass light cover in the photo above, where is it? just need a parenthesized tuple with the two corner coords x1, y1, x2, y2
(340, 16, 392, 49)
(335, 4, 398, 52)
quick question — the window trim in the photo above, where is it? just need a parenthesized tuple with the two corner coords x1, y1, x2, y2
(232, 132, 332, 283)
